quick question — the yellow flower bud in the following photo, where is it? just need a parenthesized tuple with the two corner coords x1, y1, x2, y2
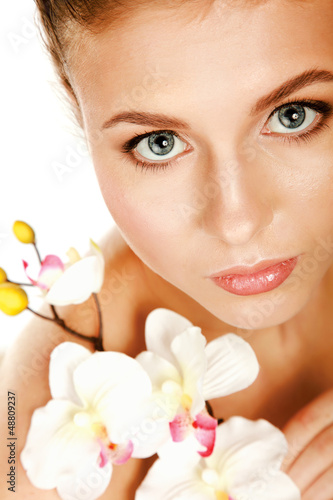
(13, 221, 35, 244)
(0, 283, 29, 316)
(0, 268, 7, 284)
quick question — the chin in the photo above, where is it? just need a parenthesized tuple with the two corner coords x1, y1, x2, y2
(201, 284, 314, 332)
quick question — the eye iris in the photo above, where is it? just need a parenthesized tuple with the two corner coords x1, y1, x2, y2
(278, 104, 305, 129)
(148, 132, 174, 156)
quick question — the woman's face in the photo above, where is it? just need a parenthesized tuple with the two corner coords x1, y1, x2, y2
(71, 0, 333, 330)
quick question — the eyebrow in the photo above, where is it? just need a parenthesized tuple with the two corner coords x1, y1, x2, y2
(251, 68, 333, 115)
(101, 68, 333, 131)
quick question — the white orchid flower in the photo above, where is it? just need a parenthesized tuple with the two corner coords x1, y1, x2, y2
(21, 342, 153, 500)
(23, 239, 104, 305)
(135, 308, 259, 458)
(135, 416, 301, 500)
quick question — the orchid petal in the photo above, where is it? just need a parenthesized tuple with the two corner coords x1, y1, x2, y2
(129, 410, 171, 459)
(135, 457, 214, 500)
(136, 351, 182, 391)
(144, 308, 194, 364)
(251, 471, 301, 500)
(193, 411, 217, 458)
(171, 328, 207, 416)
(72, 352, 152, 442)
(57, 459, 112, 500)
(203, 333, 259, 400)
(21, 400, 100, 490)
(37, 255, 65, 290)
(44, 255, 103, 305)
(22, 260, 38, 286)
(49, 342, 92, 403)
(157, 432, 205, 464)
(205, 417, 300, 499)
(206, 417, 287, 470)
(136, 350, 182, 422)
(232, 470, 301, 500)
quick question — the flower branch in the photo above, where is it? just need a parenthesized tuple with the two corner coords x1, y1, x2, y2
(0, 221, 106, 351)
(26, 306, 103, 349)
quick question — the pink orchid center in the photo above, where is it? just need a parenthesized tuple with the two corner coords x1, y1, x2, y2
(201, 469, 231, 500)
(166, 383, 194, 443)
(73, 412, 133, 467)
(169, 410, 193, 442)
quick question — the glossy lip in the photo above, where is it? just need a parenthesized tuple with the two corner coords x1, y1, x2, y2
(207, 256, 300, 296)
(208, 256, 299, 278)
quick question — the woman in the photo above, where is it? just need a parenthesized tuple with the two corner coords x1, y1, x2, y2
(1, 0, 333, 498)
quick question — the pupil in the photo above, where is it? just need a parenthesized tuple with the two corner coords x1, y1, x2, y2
(148, 132, 174, 156)
(278, 104, 305, 129)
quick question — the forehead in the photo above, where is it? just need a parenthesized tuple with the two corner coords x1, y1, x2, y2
(70, 0, 333, 128)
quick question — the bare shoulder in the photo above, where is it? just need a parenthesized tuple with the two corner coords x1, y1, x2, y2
(0, 226, 157, 499)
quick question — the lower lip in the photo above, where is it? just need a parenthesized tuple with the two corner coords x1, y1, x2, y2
(210, 257, 299, 296)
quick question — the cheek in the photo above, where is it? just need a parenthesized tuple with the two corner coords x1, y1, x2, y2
(296, 157, 333, 237)
(276, 151, 333, 283)
(267, 141, 333, 231)
(95, 166, 190, 274)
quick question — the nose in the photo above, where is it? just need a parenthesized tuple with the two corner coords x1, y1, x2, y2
(200, 160, 274, 246)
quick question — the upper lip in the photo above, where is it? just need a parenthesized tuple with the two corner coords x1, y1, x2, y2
(207, 256, 298, 278)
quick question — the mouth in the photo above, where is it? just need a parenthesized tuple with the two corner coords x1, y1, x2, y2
(207, 256, 299, 296)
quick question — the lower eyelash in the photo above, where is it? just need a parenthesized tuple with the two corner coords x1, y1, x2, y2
(134, 160, 174, 172)
(276, 121, 330, 145)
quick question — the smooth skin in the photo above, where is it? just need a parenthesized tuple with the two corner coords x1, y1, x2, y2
(1, 0, 333, 498)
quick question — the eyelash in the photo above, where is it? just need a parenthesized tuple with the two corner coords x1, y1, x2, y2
(121, 129, 184, 173)
(120, 98, 332, 172)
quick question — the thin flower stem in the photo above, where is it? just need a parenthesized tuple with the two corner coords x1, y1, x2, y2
(33, 242, 42, 265)
(31, 242, 59, 321)
(50, 304, 60, 320)
(27, 307, 54, 322)
(55, 318, 99, 344)
(92, 293, 104, 351)
(8, 280, 34, 287)
(27, 307, 99, 345)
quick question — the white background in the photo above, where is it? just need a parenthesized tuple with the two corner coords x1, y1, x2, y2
(0, 1, 115, 351)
